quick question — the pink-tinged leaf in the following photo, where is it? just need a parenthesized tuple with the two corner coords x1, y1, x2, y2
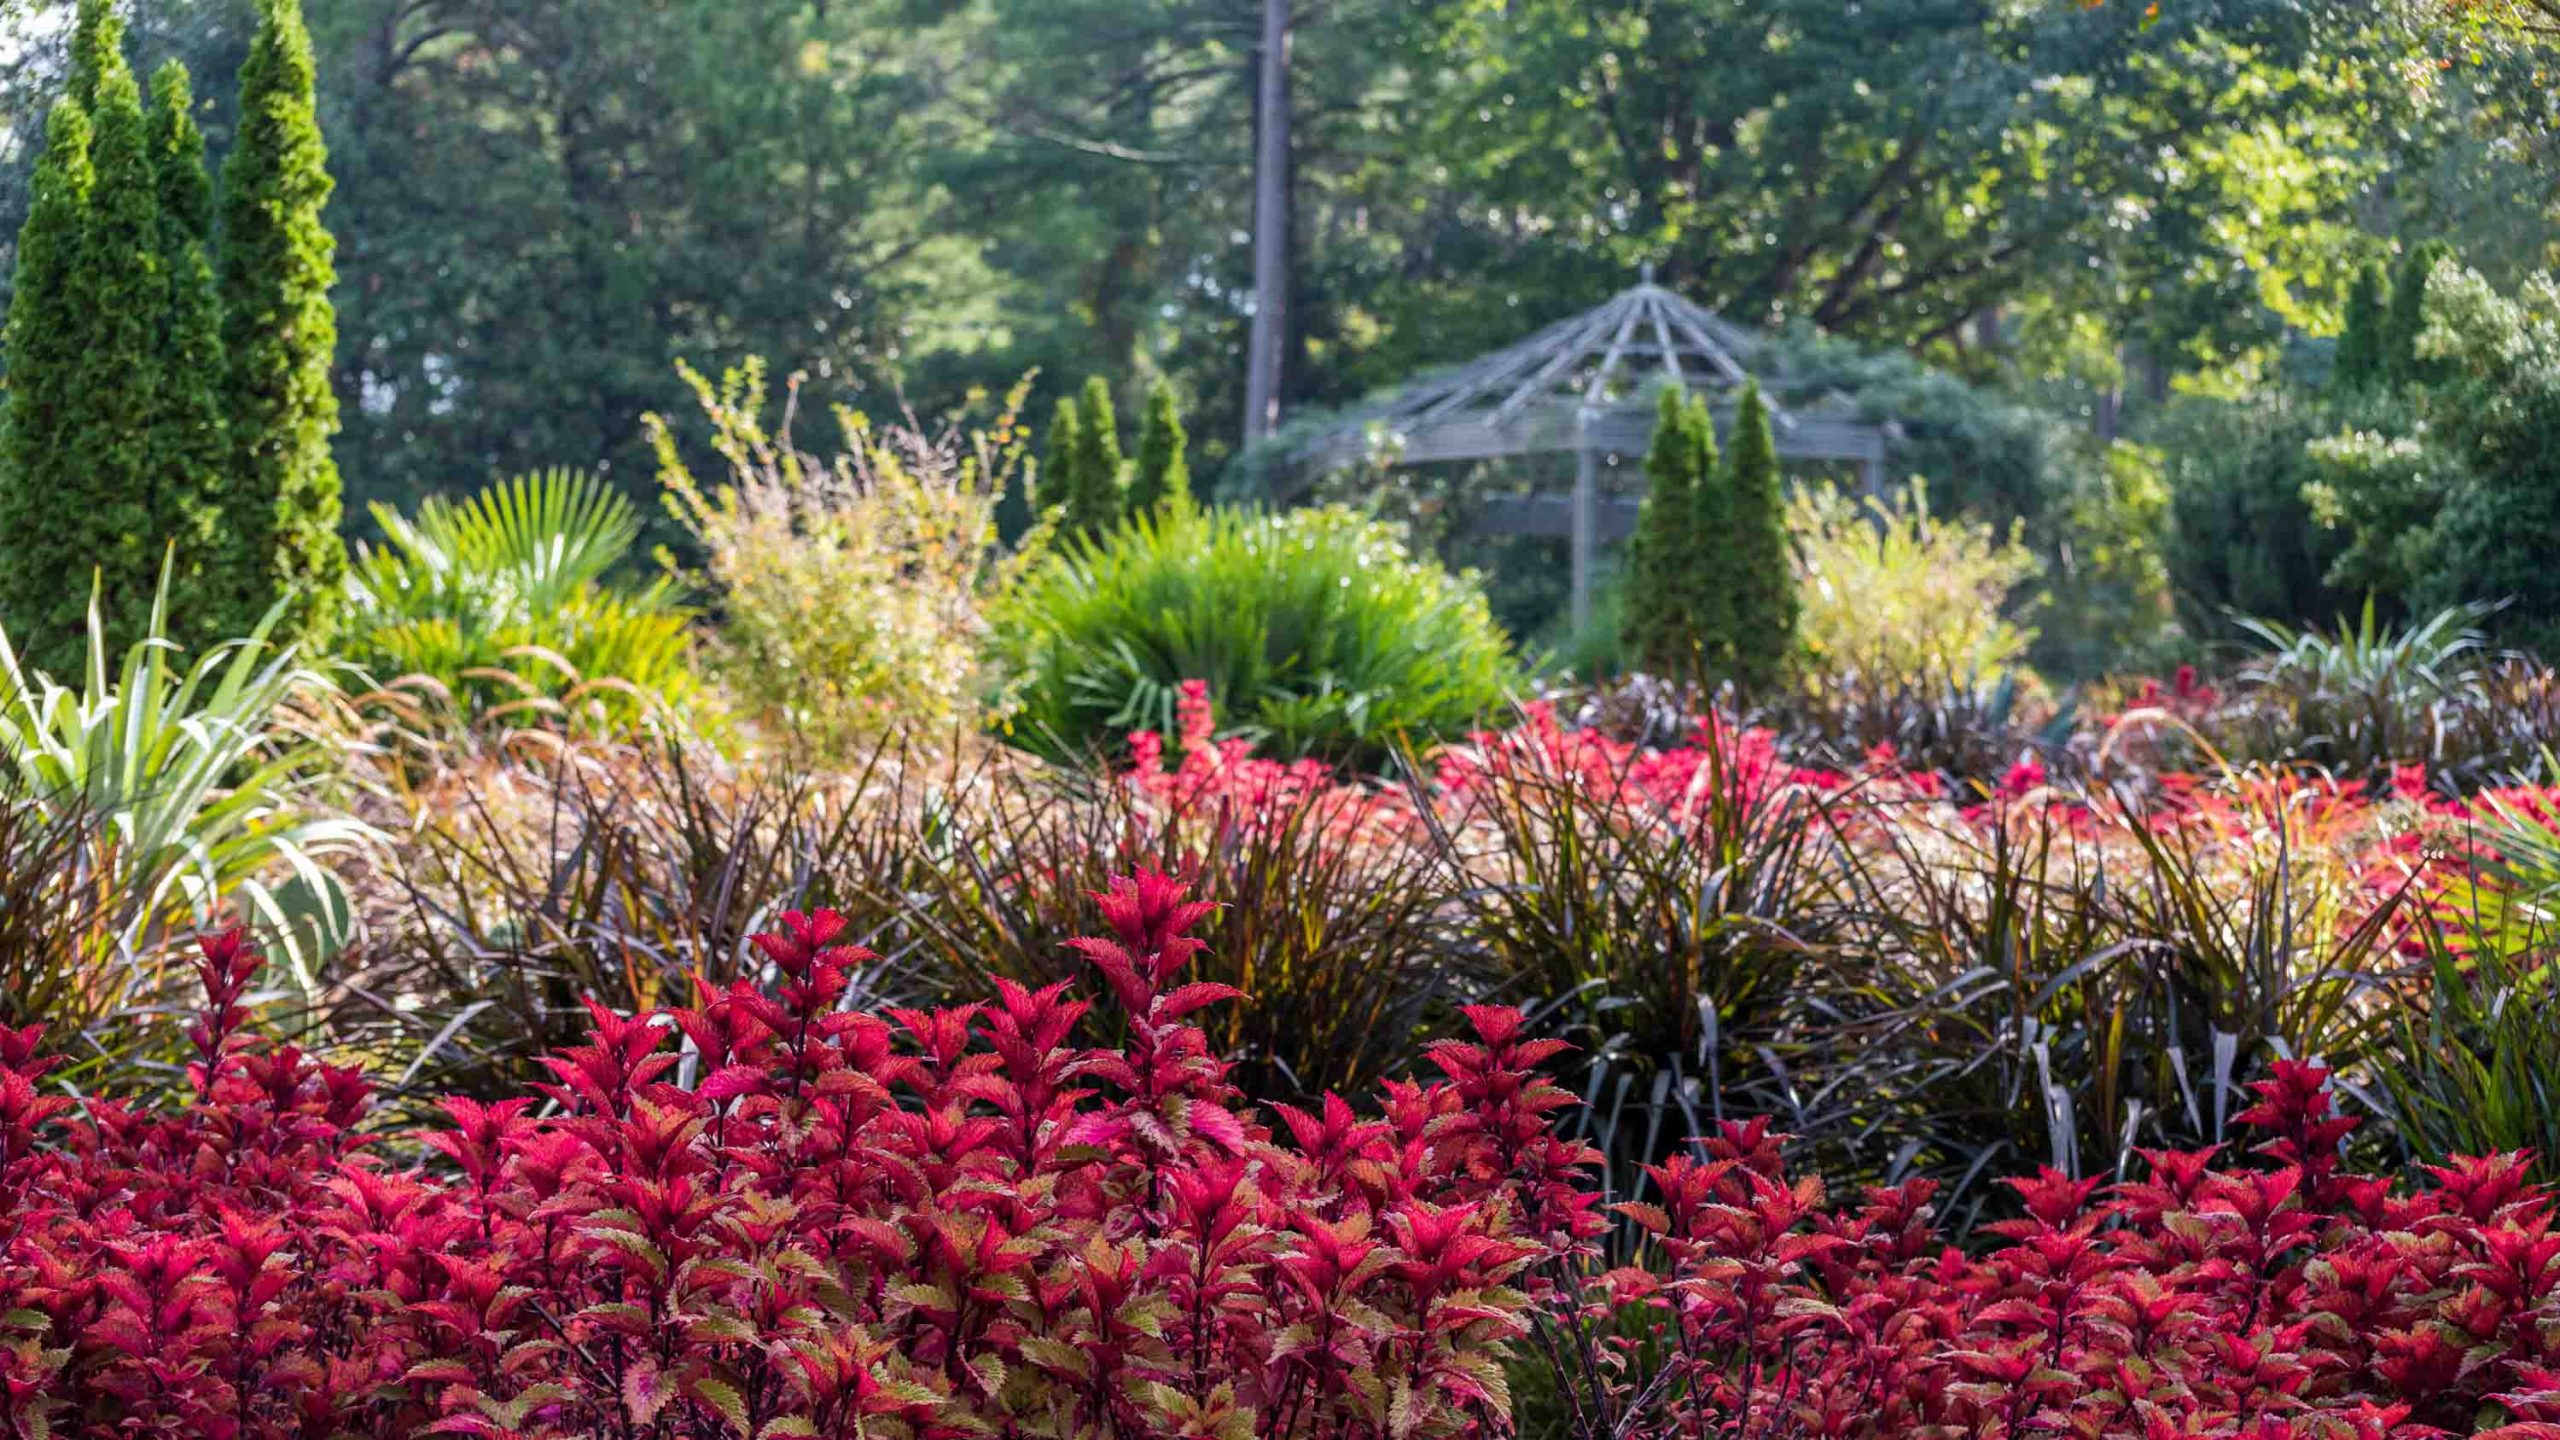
(624, 1357, 679, 1426)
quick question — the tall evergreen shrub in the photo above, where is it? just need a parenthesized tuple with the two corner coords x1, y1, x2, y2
(148, 60, 228, 638)
(1684, 393, 1730, 673)
(66, 14, 168, 655)
(216, 0, 346, 646)
(1129, 381, 1190, 517)
(1037, 393, 1082, 531)
(0, 104, 98, 676)
(1059, 375, 1126, 540)
(1722, 381, 1796, 691)
(1621, 387, 1700, 675)
(2383, 240, 2453, 388)
(2333, 262, 2388, 393)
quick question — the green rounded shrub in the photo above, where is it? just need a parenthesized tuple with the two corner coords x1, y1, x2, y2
(990, 505, 1520, 767)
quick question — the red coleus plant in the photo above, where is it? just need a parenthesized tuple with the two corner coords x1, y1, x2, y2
(9, 876, 2560, 1440)
(0, 874, 1552, 1440)
(1549, 1066, 2560, 1440)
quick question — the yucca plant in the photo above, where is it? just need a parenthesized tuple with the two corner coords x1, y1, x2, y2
(2221, 600, 2499, 780)
(0, 570, 367, 1012)
(343, 468, 697, 729)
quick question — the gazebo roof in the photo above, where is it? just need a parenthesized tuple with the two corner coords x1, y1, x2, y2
(1300, 269, 1889, 474)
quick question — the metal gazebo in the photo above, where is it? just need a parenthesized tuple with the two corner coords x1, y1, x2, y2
(1297, 268, 1894, 634)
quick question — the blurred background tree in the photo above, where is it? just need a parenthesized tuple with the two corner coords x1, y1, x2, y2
(0, 0, 2552, 665)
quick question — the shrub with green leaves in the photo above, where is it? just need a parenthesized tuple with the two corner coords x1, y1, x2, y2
(2160, 393, 2357, 637)
(2214, 600, 2499, 779)
(655, 362, 1036, 756)
(991, 504, 1520, 766)
(1791, 481, 2040, 692)
(342, 468, 697, 729)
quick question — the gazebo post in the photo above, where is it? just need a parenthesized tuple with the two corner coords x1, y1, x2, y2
(1569, 405, 1597, 636)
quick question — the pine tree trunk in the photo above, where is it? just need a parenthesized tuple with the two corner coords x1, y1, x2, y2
(1241, 0, 1292, 446)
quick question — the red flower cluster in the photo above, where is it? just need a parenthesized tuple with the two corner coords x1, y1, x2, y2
(1434, 701, 1862, 819)
(10, 885, 2560, 1439)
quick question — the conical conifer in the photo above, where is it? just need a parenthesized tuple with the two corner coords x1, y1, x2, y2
(1621, 386, 1703, 676)
(1060, 375, 1126, 539)
(1128, 381, 1191, 517)
(149, 60, 227, 641)
(2333, 262, 2388, 393)
(1683, 392, 1730, 676)
(1038, 393, 1082, 532)
(2383, 240, 2453, 388)
(0, 102, 98, 675)
(216, 0, 347, 645)
(66, 0, 115, 107)
(1721, 381, 1796, 692)
(63, 13, 166, 657)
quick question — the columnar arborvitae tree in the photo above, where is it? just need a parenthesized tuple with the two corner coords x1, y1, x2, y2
(1682, 392, 1730, 674)
(1057, 375, 1126, 540)
(1128, 381, 1191, 517)
(2383, 239, 2453, 388)
(216, 0, 347, 646)
(2333, 262, 2388, 393)
(1721, 381, 1796, 692)
(1621, 386, 1703, 675)
(0, 103, 98, 674)
(66, 0, 114, 107)
(149, 60, 228, 639)
(62, 8, 167, 660)
(1038, 393, 1083, 530)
